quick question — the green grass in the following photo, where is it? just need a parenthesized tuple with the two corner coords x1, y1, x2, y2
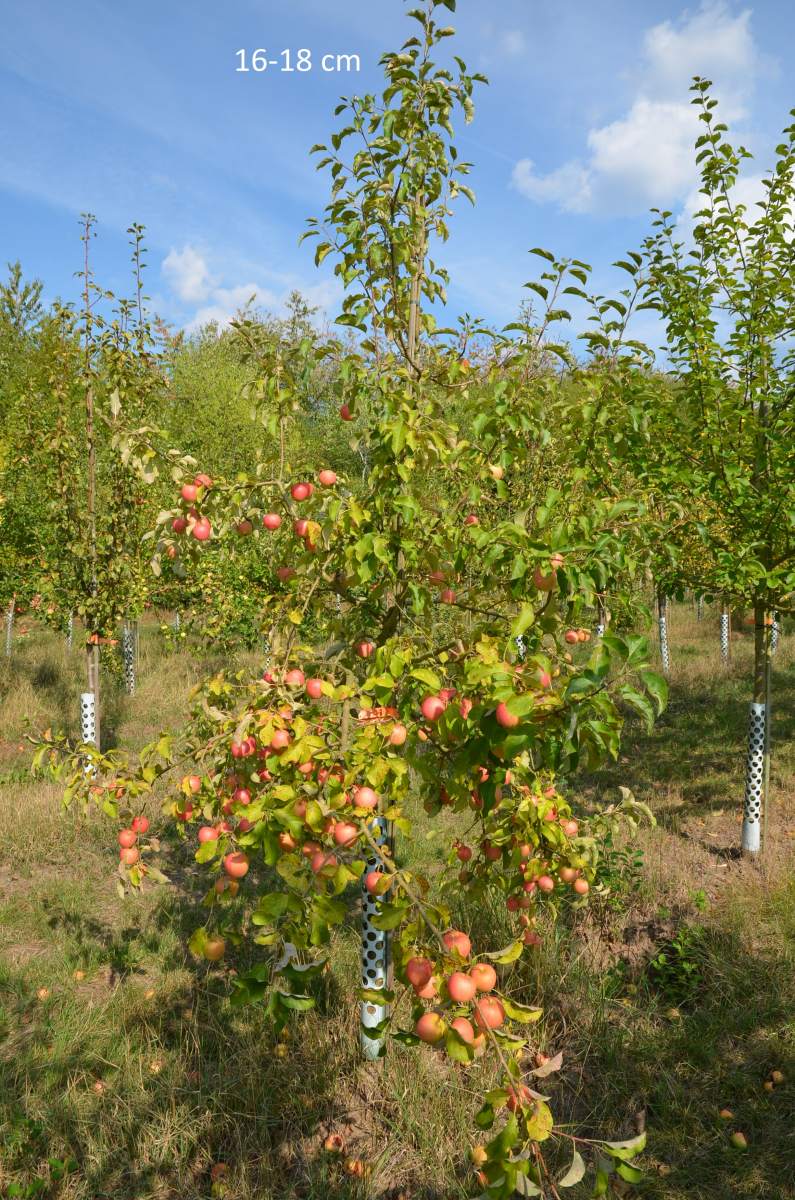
(0, 609, 793, 1198)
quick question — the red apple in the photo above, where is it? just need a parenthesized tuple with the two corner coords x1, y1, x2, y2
(469, 962, 497, 992)
(537, 874, 555, 893)
(332, 821, 358, 847)
(276, 567, 296, 582)
(310, 850, 337, 874)
(194, 473, 213, 489)
(318, 469, 337, 486)
(440, 588, 456, 604)
(389, 723, 407, 746)
(291, 482, 313, 502)
(120, 846, 139, 866)
(224, 852, 249, 879)
(406, 957, 433, 989)
(118, 829, 137, 849)
(263, 513, 282, 531)
(573, 878, 589, 896)
(306, 678, 324, 699)
(131, 815, 149, 834)
(284, 668, 305, 687)
(495, 702, 519, 728)
(339, 403, 353, 421)
(204, 936, 226, 962)
(365, 870, 389, 895)
(421, 695, 446, 722)
(293, 518, 309, 538)
(450, 1016, 476, 1044)
(415, 978, 437, 999)
(415, 1012, 445, 1044)
(447, 971, 477, 1003)
(464, 514, 479, 527)
(198, 826, 219, 844)
(171, 517, 187, 533)
(192, 517, 211, 541)
(355, 640, 375, 659)
(474, 995, 505, 1030)
(353, 785, 378, 810)
(270, 729, 291, 751)
(181, 482, 198, 503)
(442, 930, 471, 958)
(236, 519, 253, 536)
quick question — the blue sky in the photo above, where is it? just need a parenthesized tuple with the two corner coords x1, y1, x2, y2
(1, 0, 793, 343)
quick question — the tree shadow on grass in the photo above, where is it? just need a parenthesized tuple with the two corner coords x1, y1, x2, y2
(2, 857, 460, 1200)
(556, 888, 795, 1199)
(581, 658, 795, 826)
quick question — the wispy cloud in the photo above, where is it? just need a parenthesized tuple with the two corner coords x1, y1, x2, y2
(512, 2, 763, 216)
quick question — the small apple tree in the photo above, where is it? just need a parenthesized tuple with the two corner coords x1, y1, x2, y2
(576, 83, 795, 853)
(37, 2, 662, 1192)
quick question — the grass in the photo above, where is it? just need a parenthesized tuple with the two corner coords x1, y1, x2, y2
(0, 608, 793, 1198)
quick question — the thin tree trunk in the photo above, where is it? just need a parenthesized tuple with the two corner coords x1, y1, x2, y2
(741, 599, 768, 854)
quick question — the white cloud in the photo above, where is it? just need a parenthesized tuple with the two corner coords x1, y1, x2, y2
(185, 283, 276, 333)
(512, 158, 592, 213)
(512, 2, 763, 216)
(586, 98, 702, 209)
(176, 270, 344, 335)
(162, 245, 211, 303)
(640, 3, 758, 105)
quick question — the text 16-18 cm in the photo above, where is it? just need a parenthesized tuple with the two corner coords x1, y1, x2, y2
(235, 49, 361, 73)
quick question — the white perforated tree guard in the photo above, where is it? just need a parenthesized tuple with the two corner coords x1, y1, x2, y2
(741, 701, 765, 853)
(360, 816, 391, 1059)
(66, 612, 74, 650)
(771, 614, 780, 656)
(696, 596, 704, 622)
(80, 691, 97, 777)
(720, 609, 730, 666)
(4, 602, 13, 658)
(657, 597, 670, 675)
(595, 599, 607, 639)
(122, 623, 135, 694)
(173, 612, 181, 633)
(515, 636, 526, 661)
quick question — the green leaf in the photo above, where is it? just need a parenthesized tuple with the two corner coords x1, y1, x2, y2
(557, 1149, 586, 1187)
(276, 993, 316, 1012)
(639, 668, 668, 714)
(502, 997, 543, 1023)
(523, 1100, 553, 1142)
(604, 1131, 646, 1160)
(510, 604, 535, 639)
(515, 1173, 544, 1196)
(486, 940, 524, 964)
(615, 1162, 644, 1183)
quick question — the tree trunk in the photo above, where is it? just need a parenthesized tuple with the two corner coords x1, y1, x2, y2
(741, 599, 768, 854)
(720, 601, 731, 666)
(86, 642, 101, 751)
(657, 592, 670, 676)
(4, 596, 14, 658)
